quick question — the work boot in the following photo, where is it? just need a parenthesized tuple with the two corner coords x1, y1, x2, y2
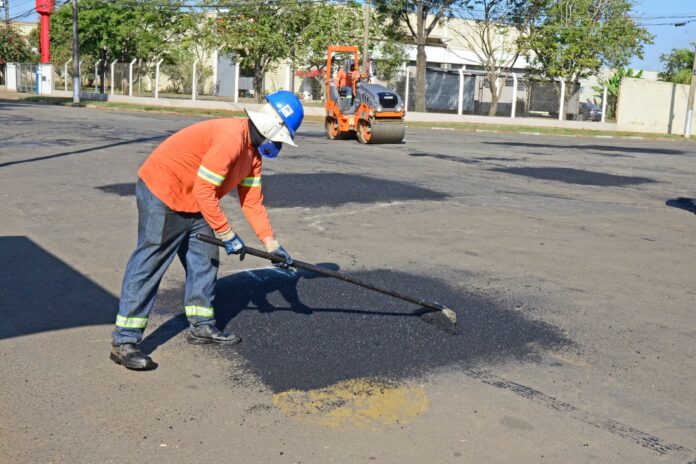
(188, 324, 242, 345)
(110, 343, 155, 370)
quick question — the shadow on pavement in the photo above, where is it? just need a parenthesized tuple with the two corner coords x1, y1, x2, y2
(248, 173, 448, 208)
(666, 197, 696, 215)
(491, 166, 656, 186)
(97, 173, 449, 208)
(0, 236, 117, 340)
(96, 183, 137, 197)
(482, 141, 685, 156)
(0, 135, 166, 168)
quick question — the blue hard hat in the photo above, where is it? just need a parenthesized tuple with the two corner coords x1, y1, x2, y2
(265, 90, 304, 139)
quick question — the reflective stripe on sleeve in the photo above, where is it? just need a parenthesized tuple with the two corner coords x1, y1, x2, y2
(115, 315, 148, 329)
(185, 305, 215, 318)
(239, 176, 262, 187)
(197, 166, 225, 187)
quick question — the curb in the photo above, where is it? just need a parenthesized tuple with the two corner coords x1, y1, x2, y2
(3, 95, 693, 143)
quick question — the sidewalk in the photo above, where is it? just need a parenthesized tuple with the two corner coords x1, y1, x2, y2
(2, 87, 620, 132)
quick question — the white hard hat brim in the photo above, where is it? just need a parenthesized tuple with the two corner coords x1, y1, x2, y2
(245, 107, 298, 147)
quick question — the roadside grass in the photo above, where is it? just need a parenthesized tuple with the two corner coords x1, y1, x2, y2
(15, 95, 248, 118)
(408, 121, 696, 141)
(11, 95, 329, 121)
(6, 94, 694, 141)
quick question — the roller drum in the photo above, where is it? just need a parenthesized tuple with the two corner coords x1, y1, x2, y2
(358, 120, 405, 144)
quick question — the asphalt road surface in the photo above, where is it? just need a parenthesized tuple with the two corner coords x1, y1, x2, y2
(1, 100, 695, 463)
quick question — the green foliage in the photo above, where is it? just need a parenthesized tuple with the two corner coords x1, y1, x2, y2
(658, 46, 694, 85)
(0, 26, 37, 64)
(375, 0, 466, 111)
(521, 0, 652, 83)
(373, 38, 407, 83)
(592, 67, 642, 97)
(211, 1, 298, 101)
(590, 67, 642, 120)
(375, 0, 467, 39)
(294, 1, 362, 74)
(43, 0, 405, 100)
(49, 0, 190, 65)
(294, 1, 405, 82)
(160, 47, 213, 95)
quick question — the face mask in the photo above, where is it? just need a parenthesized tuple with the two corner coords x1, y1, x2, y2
(258, 141, 282, 159)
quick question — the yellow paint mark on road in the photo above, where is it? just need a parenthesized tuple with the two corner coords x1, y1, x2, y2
(273, 378, 430, 429)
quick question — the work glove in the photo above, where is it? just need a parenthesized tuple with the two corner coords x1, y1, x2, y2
(265, 239, 293, 269)
(218, 228, 246, 260)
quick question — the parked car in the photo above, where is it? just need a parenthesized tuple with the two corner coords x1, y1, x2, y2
(576, 102, 602, 121)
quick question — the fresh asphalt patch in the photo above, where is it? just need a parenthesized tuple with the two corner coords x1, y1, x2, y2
(491, 167, 656, 187)
(148, 267, 568, 392)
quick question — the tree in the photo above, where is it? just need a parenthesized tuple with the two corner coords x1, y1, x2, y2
(50, 0, 189, 91)
(211, 1, 301, 101)
(376, 0, 466, 112)
(290, 0, 359, 96)
(520, 0, 652, 119)
(0, 25, 36, 65)
(450, 0, 536, 116)
(295, 2, 406, 97)
(658, 46, 694, 85)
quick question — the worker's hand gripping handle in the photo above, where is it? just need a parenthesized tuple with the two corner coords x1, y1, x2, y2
(196, 233, 287, 265)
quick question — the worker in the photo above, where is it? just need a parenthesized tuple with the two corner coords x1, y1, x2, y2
(367, 59, 376, 84)
(109, 90, 304, 371)
(336, 64, 360, 104)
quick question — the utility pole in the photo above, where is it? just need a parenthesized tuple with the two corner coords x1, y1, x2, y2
(71, 0, 80, 105)
(3, 0, 10, 27)
(684, 46, 696, 138)
(362, 0, 369, 72)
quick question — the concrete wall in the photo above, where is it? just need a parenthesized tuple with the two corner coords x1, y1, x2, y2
(617, 77, 695, 135)
(6, 64, 17, 91)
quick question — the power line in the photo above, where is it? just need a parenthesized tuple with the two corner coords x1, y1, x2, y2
(449, 4, 696, 22)
(69, 0, 348, 9)
(9, 5, 35, 20)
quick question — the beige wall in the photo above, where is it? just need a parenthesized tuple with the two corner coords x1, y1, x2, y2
(617, 78, 695, 135)
(12, 21, 36, 37)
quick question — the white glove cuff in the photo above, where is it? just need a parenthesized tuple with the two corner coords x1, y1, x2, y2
(264, 239, 281, 253)
(217, 227, 236, 242)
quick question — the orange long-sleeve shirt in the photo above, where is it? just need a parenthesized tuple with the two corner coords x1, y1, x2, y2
(138, 118, 274, 242)
(336, 68, 359, 88)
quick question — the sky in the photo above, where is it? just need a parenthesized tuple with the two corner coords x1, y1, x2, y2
(629, 0, 696, 71)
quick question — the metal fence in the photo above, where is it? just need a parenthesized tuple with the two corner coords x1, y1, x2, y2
(157, 62, 216, 99)
(398, 67, 595, 120)
(16, 63, 38, 93)
(53, 60, 95, 92)
(131, 61, 155, 97)
(9, 57, 610, 122)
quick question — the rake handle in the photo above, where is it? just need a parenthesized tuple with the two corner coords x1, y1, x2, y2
(196, 233, 446, 312)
